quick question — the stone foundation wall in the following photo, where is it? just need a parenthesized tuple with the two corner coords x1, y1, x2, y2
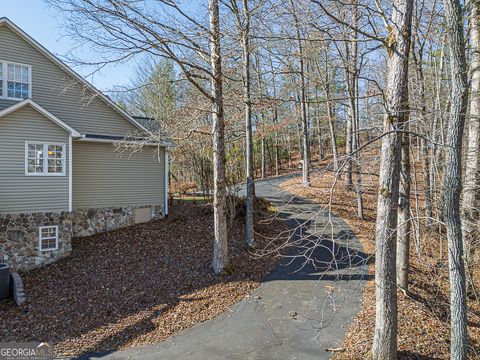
(71, 205, 164, 237)
(0, 204, 163, 271)
(0, 212, 72, 271)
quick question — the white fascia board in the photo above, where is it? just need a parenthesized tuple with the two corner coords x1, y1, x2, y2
(0, 17, 152, 136)
(0, 99, 82, 137)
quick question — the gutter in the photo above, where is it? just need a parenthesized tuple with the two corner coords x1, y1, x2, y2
(77, 134, 175, 147)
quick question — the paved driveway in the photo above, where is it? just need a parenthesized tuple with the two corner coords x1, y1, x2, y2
(80, 175, 368, 360)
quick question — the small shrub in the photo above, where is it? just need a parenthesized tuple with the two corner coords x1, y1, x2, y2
(173, 181, 198, 195)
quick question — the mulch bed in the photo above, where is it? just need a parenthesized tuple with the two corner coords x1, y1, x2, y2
(0, 201, 286, 358)
(281, 153, 480, 359)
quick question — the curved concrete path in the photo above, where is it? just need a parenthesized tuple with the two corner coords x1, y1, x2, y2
(81, 175, 368, 360)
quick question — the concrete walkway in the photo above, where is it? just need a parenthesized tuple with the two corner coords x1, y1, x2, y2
(80, 175, 368, 360)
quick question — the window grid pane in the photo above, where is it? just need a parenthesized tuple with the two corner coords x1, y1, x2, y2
(39, 226, 58, 251)
(26, 143, 65, 175)
(46, 144, 64, 174)
(6, 64, 29, 99)
(26, 143, 45, 174)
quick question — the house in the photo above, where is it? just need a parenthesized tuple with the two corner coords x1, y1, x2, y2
(0, 18, 173, 270)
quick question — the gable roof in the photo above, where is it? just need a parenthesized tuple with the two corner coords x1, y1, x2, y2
(133, 116, 161, 132)
(0, 17, 152, 136)
(0, 99, 82, 137)
(131, 116, 175, 147)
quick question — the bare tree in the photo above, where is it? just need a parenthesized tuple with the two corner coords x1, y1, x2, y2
(462, 0, 480, 296)
(397, 132, 411, 291)
(290, 0, 311, 187)
(227, 0, 255, 248)
(47, 0, 230, 274)
(314, 40, 339, 171)
(209, 0, 229, 273)
(443, 0, 469, 358)
(372, 0, 413, 358)
(344, 3, 356, 191)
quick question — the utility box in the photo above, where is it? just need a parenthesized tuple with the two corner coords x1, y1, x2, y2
(0, 263, 10, 299)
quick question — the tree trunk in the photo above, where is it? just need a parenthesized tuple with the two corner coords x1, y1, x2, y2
(270, 56, 280, 177)
(290, 0, 310, 186)
(326, 100, 339, 171)
(320, 47, 339, 171)
(413, 49, 433, 227)
(267, 138, 274, 175)
(344, 16, 354, 192)
(353, 92, 363, 219)
(350, 1, 363, 218)
(444, 0, 469, 358)
(421, 137, 433, 225)
(274, 107, 280, 176)
(462, 0, 480, 296)
(372, 1, 413, 359)
(240, 0, 255, 248)
(315, 88, 324, 161)
(261, 137, 266, 178)
(317, 121, 324, 161)
(345, 107, 353, 190)
(431, 42, 446, 232)
(287, 132, 292, 168)
(209, 0, 228, 274)
(397, 133, 411, 291)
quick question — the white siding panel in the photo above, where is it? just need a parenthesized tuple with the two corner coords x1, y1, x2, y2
(0, 106, 69, 213)
(72, 142, 164, 209)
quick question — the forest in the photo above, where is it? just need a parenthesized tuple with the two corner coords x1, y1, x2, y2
(46, 0, 479, 358)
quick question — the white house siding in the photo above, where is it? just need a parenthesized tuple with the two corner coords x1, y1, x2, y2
(0, 106, 69, 214)
(0, 24, 140, 136)
(72, 142, 165, 209)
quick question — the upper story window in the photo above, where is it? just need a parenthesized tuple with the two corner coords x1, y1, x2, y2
(0, 61, 31, 100)
(25, 142, 66, 176)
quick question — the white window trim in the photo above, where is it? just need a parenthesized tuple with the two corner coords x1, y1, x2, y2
(0, 60, 32, 101)
(39, 225, 59, 252)
(25, 141, 66, 177)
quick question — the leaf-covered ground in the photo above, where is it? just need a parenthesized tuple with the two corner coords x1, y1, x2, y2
(0, 201, 286, 358)
(281, 156, 480, 359)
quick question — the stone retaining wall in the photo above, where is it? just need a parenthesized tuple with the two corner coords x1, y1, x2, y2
(0, 204, 163, 271)
(0, 212, 72, 271)
(71, 205, 164, 237)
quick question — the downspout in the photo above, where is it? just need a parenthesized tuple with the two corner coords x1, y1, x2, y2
(68, 134, 72, 212)
(164, 149, 169, 217)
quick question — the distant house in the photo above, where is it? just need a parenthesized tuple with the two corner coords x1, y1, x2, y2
(0, 18, 173, 270)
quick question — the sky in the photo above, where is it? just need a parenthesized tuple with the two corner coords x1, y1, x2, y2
(3, 0, 134, 91)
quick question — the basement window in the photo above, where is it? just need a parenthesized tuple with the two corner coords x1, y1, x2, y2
(39, 226, 58, 251)
(25, 142, 66, 176)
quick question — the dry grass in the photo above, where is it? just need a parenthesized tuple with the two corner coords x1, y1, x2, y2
(281, 152, 480, 359)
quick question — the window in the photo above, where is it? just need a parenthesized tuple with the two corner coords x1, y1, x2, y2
(39, 226, 58, 251)
(0, 61, 31, 100)
(25, 142, 66, 176)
